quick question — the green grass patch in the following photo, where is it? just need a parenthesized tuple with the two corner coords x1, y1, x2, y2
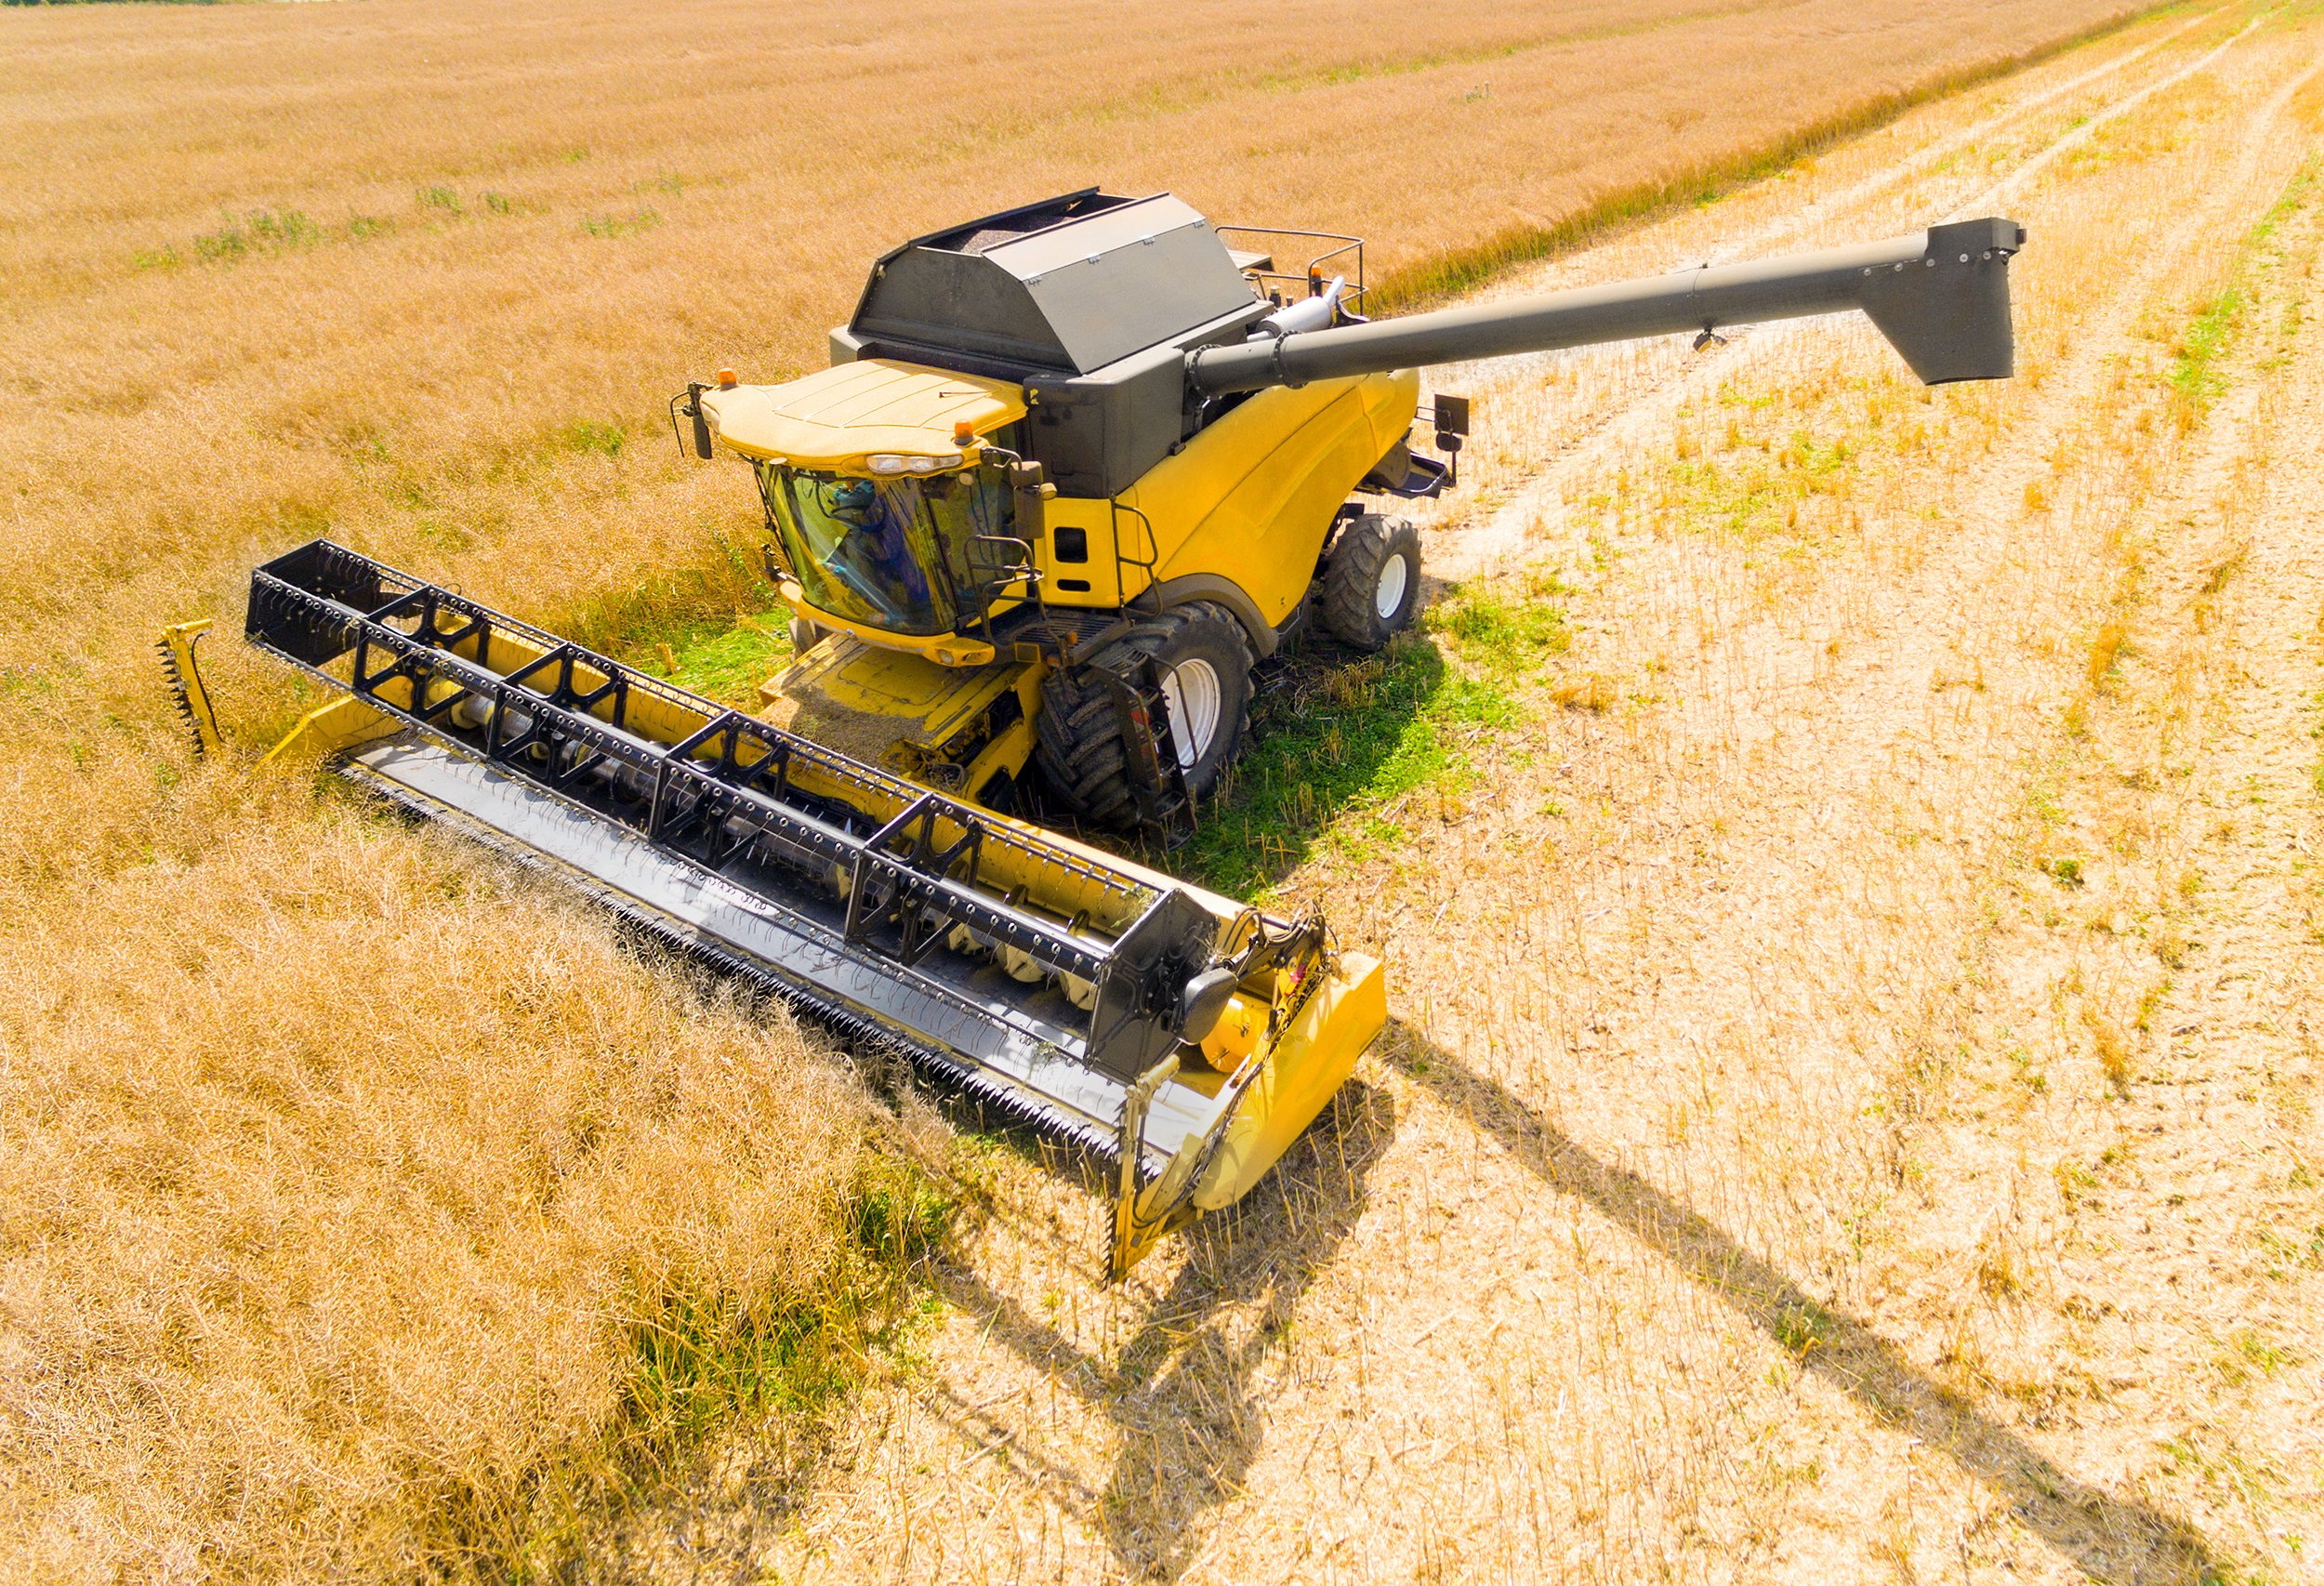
(582, 209, 661, 239)
(138, 179, 527, 272)
(2170, 159, 2317, 420)
(408, 186, 529, 222)
(1169, 579, 1584, 892)
(2169, 285, 2244, 414)
(661, 615, 795, 706)
(618, 1289, 841, 1444)
(1179, 623, 1527, 895)
(1434, 582, 1572, 674)
(1433, 671, 1522, 728)
(182, 207, 321, 264)
(561, 417, 627, 458)
(559, 536, 791, 697)
(847, 1161, 957, 1264)
(1180, 637, 1451, 894)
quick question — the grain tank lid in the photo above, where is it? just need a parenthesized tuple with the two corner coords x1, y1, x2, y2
(913, 187, 1137, 255)
(850, 190, 1258, 376)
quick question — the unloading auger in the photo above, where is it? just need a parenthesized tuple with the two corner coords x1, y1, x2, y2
(172, 192, 2022, 1276)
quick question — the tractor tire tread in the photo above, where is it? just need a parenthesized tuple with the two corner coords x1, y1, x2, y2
(1033, 602, 1252, 826)
(1321, 513, 1421, 650)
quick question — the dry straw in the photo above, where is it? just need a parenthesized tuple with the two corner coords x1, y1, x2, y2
(701, 8, 2324, 1581)
(0, 0, 2176, 1575)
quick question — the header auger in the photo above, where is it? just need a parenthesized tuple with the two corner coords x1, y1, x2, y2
(178, 190, 2019, 1275)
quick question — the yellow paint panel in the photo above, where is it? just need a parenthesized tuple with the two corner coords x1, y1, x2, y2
(1123, 368, 1419, 628)
(703, 359, 1025, 469)
(1030, 496, 1126, 608)
(257, 695, 399, 768)
(1190, 953, 1386, 1211)
(777, 635, 1024, 749)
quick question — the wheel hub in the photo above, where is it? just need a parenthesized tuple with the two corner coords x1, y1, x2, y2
(1375, 552, 1410, 620)
(1160, 658, 1221, 769)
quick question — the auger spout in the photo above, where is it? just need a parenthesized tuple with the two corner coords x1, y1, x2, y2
(1186, 217, 2025, 396)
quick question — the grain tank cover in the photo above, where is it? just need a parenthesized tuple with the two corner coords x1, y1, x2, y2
(849, 190, 1257, 376)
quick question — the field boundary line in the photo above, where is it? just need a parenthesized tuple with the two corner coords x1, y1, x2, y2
(1733, 2, 2229, 256)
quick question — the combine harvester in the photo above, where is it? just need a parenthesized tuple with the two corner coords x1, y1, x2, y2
(173, 192, 2022, 1275)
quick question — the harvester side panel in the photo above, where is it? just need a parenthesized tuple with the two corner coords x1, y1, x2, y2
(1124, 369, 1419, 632)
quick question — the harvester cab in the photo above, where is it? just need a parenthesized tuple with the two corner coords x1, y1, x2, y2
(177, 190, 2020, 1277)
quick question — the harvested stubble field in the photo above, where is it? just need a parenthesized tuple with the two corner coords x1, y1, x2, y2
(5, 0, 2321, 1582)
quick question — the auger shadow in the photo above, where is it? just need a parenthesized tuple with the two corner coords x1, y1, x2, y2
(1383, 1025, 2223, 1586)
(928, 1077, 1397, 1583)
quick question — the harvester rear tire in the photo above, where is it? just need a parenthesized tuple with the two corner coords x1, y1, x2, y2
(1321, 512, 1421, 651)
(1034, 602, 1253, 827)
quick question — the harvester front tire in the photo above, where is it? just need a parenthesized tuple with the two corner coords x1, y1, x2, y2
(1321, 513, 1421, 651)
(1035, 602, 1253, 827)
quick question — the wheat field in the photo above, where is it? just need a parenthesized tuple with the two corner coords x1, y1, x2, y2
(1371, 20, 2324, 1579)
(0, 0, 2265, 1579)
(720, 7, 2324, 1582)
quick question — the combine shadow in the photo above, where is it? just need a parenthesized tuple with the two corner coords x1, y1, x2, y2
(928, 1078, 1397, 1582)
(1384, 1027, 2223, 1586)
(1175, 632, 1451, 896)
(1035, 632, 1454, 898)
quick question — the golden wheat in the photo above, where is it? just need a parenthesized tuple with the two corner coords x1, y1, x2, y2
(0, 769, 870, 1577)
(696, 9, 2324, 1581)
(0, 0, 2177, 1577)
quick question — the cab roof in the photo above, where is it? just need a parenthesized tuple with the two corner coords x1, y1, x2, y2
(701, 359, 1024, 471)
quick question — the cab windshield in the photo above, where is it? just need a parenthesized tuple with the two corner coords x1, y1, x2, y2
(757, 464, 1015, 637)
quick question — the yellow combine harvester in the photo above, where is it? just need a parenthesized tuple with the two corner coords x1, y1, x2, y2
(185, 191, 2021, 1275)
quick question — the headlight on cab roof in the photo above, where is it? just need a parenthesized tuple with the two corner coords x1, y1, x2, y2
(866, 452, 963, 476)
